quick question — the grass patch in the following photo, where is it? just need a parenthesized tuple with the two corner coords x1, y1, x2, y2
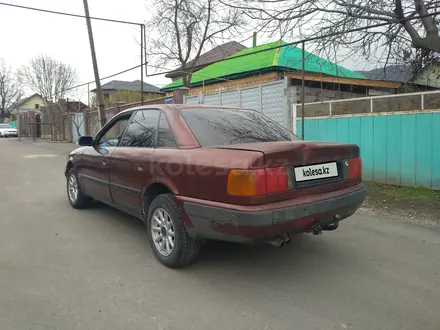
(364, 182, 440, 207)
(361, 182, 439, 227)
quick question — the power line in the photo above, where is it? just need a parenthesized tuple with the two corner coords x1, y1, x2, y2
(48, 62, 148, 100)
(61, 11, 440, 96)
(11, 7, 440, 97)
(147, 11, 440, 80)
(0, 2, 142, 26)
(148, 64, 233, 82)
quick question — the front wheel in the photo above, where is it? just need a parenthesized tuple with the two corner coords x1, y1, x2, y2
(146, 194, 200, 268)
(66, 169, 92, 209)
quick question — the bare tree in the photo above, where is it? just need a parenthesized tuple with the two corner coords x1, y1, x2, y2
(58, 88, 88, 139)
(0, 59, 22, 123)
(18, 55, 78, 140)
(222, 0, 440, 74)
(145, 0, 246, 87)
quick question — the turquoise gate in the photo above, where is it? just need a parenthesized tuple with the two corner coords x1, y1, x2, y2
(297, 111, 440, 190)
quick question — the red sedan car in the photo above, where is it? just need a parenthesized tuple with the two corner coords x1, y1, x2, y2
(65, 104, 365, 268)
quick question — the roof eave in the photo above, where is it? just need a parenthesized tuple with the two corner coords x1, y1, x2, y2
(162, 66, 399, 92)
(161, 67, 284, 92)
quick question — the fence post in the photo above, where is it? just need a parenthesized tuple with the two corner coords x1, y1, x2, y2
(301, 40, 305, 140)
(370, 98, 373, 113)
(84, 110, 90, 136)
(421, 94, 424, 110)
(17, 113, 21, 141)
(329, 102, 332, 116)
(172, 87, 189, 104)
(259, 85, 263, 112)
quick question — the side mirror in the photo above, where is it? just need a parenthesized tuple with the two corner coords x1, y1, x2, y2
(78, 136, 94, 146)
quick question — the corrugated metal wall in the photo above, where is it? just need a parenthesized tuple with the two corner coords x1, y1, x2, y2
(297, 111, 440, 190)
(184, 80, 293, 129)
(71, 113, 85, 142)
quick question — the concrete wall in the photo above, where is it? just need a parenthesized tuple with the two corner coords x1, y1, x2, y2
(292, 86, 368, 103)
(299, 91, 440, 117)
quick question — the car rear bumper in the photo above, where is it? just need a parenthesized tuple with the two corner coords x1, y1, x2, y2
(1, 132, 18, 137)
(179, 185, 366, 243)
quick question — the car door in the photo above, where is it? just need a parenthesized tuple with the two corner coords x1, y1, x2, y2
(78, 112, 133, 205)
(109, 109, 161, 217)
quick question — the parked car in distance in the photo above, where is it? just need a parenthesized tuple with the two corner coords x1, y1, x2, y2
(65, 104, 366, 268)
(0, 123, 18, 137)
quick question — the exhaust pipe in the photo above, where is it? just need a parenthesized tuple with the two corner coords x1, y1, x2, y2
(268, 233, 291, 247)
(269, 236, 284, 247)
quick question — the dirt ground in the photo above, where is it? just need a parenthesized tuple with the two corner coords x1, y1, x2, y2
(359, 182, 440, 228)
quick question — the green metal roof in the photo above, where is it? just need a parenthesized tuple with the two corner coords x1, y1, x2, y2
(161, 41, 365, 91)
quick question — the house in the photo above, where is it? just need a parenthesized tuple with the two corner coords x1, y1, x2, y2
(161, 40, 402, 102)
(58, 99, 88, 113)
(357, 65, 413, 82)
(91, 80, 164, 107)
(9, 93, 46, 115)
(357, 64, 440, 91)
(165, 41, 247, 82)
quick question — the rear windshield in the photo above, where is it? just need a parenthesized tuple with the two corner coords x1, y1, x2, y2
(181, 108, 299, 147)
(0, 124, 11, 129)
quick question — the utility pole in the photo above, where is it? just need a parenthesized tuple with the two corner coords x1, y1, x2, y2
(83, 0, 106, 127)
(141, 24, 144, 104)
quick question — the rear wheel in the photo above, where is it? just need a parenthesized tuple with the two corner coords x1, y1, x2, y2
(146, 194, 200, 268)
(66, 168, 92, 209)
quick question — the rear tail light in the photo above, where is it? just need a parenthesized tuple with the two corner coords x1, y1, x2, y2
(227, 167, 291, 196)
(265, 167, 289, 193)
(347, 157, 362, 180)
(227, 169, 266, 196)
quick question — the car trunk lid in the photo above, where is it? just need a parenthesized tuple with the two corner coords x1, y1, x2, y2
(213, 141, 361, 201)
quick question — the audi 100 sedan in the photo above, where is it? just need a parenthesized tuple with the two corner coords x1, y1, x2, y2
(65, 104, 366, 268)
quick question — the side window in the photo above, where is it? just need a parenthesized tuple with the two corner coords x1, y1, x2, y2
(97, 114, 131, 147)
(120, 110, 160, 147)
(157, 112, 177, 148)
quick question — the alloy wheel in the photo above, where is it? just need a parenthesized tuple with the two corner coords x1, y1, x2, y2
(151, 208, 176, 256)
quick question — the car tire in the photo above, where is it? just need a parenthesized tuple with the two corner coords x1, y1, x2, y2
(146, 193, 200, 268)
(66, 168, 92, 209)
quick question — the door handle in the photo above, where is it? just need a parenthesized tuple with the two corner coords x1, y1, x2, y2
(102, 160, 107, 166)
(137, 164, 143, 171)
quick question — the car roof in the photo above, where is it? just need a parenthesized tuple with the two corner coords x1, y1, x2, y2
(117, 104, 245, 116)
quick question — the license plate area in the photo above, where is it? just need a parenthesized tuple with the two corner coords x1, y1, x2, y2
(289, 161, 343, 189)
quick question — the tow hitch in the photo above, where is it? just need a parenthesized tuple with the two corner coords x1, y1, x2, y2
(309, 223, 322, 235)
(309, 214, 341, 235)
(321, 220, 339, 231)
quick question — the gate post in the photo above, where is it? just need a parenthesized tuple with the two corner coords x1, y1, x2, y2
(173, 87, 189, 104)
(31, 112, 38, 142)
(84, 110, 90, 136)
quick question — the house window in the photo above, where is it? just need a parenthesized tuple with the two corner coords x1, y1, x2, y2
(35, 104, 39, 109)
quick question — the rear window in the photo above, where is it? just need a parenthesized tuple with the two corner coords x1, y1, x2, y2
(180, 108, 299, 147)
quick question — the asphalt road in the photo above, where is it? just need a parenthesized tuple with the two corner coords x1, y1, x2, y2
(1, 138, 439, 330)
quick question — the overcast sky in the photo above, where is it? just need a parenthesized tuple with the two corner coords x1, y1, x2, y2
(0, 0, 171, 97)
(0, 0, 368, 100)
